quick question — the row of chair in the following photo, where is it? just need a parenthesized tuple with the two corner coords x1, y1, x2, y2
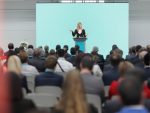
(25, 92, 102, 113)
(25, 75, 110, 97)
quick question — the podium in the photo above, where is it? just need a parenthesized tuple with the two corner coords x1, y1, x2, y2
(74, 38, 87, 52)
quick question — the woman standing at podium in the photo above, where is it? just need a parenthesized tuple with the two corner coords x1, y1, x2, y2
(71, 22, 86, 38)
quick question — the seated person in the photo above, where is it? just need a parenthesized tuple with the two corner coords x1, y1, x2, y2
(143, 52, 150, 80)
(19, 51, 39, 77)
(28, 48, 45, 72)
(117, 76, 149, 113)
(6, 72, 36, 113)
(51, 70, 98, 113)
(55, 49, 73, 73)
(35, 56, 63, 87)
(109, 61, 134, 99)
(103, 50, 121, 85)
(80, 55, 104, 100)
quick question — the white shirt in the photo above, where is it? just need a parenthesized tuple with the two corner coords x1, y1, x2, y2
(92, 64, 103, 78)
(55, 57, 74, 73)
(21, 63, 39, 76)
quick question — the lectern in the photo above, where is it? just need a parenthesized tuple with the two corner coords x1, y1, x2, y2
(74, 38, 87, 52)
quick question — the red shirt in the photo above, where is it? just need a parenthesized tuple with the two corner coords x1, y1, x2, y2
(109, 80, 150, 99)
(109, 81, 120, 99)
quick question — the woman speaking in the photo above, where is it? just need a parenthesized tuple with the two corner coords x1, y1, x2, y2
(70, 22, 86, 38)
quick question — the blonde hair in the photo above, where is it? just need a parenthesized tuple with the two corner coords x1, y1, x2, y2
(119, 61, 134, 77)
(77, 22, 82, 30)
(7, 55, 22, 75)
(55, 70, 88, 113)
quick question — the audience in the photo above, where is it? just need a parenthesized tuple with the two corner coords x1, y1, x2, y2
(143, 52, 150, 80)
(6, 72, 36, 113)
(52, 70, 98, 113)
(91, 46, 105, 71)
(19, 51, 39, 77)
(55, 49, 73, 73)
(80, 55, 104, 100)
(66, 47, 76, 66)
(44, 45, 49, 57)
(7, 55, 31, 93)
(109, 61, 134, 99)
(103, 69, 150, 113)
(75, 45, 82, 55)
(35, 55, 63, 87)
(103, 49, 121, 85)
(2, 43, 150, 113)
(28, 48, 45, 72)
(117, 76, 149, 113)
(5, 43, 16, 58)
(63, 45, 71, 59)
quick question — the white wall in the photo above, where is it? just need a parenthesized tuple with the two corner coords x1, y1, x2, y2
(129, 20, 150, 47)
(1, 10, 36, 51)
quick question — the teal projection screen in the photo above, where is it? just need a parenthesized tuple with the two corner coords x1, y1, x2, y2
(36, 3, 129, 57)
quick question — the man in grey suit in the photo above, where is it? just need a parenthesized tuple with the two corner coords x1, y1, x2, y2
(80, 55, 105, 100)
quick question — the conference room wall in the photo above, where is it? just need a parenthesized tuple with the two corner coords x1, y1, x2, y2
(1, 8, 150, 51)
(129, 20, 150, 47)
(0, 10, 36, 51)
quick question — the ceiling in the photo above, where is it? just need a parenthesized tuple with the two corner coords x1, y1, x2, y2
(1, 0, 150, 20)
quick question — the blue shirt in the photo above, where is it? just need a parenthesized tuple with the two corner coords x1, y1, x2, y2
(117, 106, 149, 113)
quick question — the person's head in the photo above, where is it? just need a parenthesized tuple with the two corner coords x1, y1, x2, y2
(92, 46, 99, 54)
(19, 51, 28, 64)
(27, 48, 34, 57)
(110, 50, 121, 67)
(80, 55, 94, 72)
(77, 22, 82, 30)
(144, 52, 150, 66)
(44, 45, 49, 51)
(135, 45, 142, 55)
(57, 49, 65, 58)
(63, 45, 69, 53)
(56, 45, 61, 51)
(112, 44, 118, 50)
(33, 48, 41, 57)
(45, 56, 57, 70)
(125, 68, 145, 84)
(131, 46, 136, 54)
(19, 46, 25, 51)
(118, 61, 134, 77)
(118, 76, 143, 106)
(55, 70, 88, 113)
(7, 55, 22, 75)
(8, 43, 14, 50)
(14, 47, 20, 55)
(49, 49, 56, 56)
(70, 47, 76, 55)
(0, 47, 4, 56)
(75, 45, 80, 51)
(28, 45, 34, 49)
(139, 50, 148, 61)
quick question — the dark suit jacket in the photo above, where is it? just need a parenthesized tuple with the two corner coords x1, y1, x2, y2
(144, 67, 150, 81)
(5, 50, 16, 57)
(35, 71, 63, 87)
(21, 75, 31, 93)
(102, 66, 119, 86)
(67, 55, 76, 66)
(28, 57, 45, 72)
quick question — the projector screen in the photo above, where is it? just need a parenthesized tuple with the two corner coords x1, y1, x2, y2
(36, 3, 128, 57)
